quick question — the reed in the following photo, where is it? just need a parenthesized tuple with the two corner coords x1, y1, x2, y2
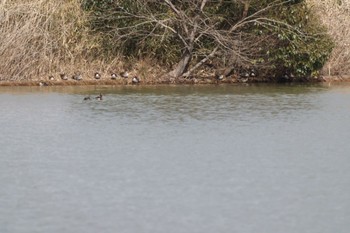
(0, 0, 108, 81)
(307, 0, 350, 76)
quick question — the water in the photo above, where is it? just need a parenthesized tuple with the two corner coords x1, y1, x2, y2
(0, 84, 349, 233)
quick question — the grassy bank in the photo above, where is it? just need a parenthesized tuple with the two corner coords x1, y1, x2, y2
(0, 0, 348, 85)
(3, 75, 348, 87)
(0, 0, 167, 83)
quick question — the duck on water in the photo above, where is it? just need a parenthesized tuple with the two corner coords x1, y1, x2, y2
(83, 93, 103, 101)
(95, 93, 103, 100)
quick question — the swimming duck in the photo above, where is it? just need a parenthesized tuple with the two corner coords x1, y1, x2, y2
(83, 96, 91, 100)
(120, 71, 129, 79)
(95, 93, 103, 100)
(94, 72, 101, 79)
(111, 73, 118, 80)
(132, 76, 140, 84)
(60, 73, 68, 80)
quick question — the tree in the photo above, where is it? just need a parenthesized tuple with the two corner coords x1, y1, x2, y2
(83, 0, 332, 80)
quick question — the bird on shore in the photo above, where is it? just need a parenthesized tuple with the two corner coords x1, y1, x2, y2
(238, 69, 250, 83)
(95, 93, 103, 100)
(48, 75, 55, 81)
(94, 72, 101, 79)
(214, 74, 224, 84)
(239, 70, 250, 78)
(39, 81, 48, 86)
(83, 96, 91, 101)
(216, 74, 224, 81)
(111, 73, 118, 80)
(132, 76, 140, 84)
(279, 72, 295, 82)
(72, 73, 82, 81)
(120, 71, 129, 79)
(249, 68, 258, 77)
(60, 73, 68, 80)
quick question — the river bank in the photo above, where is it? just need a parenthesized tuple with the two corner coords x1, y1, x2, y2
(0, 75, 349, 87)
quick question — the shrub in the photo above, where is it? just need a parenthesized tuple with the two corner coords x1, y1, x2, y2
(82, 0, 333, 80)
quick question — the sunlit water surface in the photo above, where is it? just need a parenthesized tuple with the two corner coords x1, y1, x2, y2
(0, 84, 349, 233)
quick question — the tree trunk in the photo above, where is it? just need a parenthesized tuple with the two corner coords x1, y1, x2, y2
(168, 48, 192, 78)
(182, 46, 219, 77)
(167, 19, 198, 78)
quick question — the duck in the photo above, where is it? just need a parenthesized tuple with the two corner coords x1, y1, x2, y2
(239, 70, 250, 78)
(238, 69, 250, 83)
(95, 93, 103, 100)
(83, 96, 91, 101)
(216, 74, 224, 81)
(94, 72, 101, 79)
(72, 73, 82, 81)
(283, 73, 290, 81)
(48, 75, 55, 81)
(120, 71, 129, 79)
(111, 73, 118, 80)
(39, 81, 48, 86)
(249, 68, 258, 77)
(132, 76, 140, 84)
(60, 73, 68, 80)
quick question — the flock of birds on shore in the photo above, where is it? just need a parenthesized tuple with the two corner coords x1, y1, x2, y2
(39, 68, 260, 87)
(214, 68, 258, 83)
(39, 71, 140, 87)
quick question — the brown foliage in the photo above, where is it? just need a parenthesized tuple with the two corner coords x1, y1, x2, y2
(308, 0, 350, 75)
(0, 0, 100, 80)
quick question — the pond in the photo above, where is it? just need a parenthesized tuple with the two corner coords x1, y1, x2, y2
(0, 84, 349, 233)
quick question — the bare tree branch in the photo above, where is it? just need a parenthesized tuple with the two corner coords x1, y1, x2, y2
(200, 0, 208, 11)
(182, 46, 219, 77)
(91, 0, 315, 78)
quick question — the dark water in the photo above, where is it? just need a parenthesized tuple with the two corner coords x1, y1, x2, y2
(0, 84, 349, 233)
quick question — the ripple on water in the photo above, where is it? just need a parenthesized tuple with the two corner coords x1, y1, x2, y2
(0, 84, 349, 233)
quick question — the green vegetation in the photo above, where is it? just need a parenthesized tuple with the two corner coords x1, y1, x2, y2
(0, 0, 341, 83)
(80, 0, 333, 80)
(255, 1, 334, 79)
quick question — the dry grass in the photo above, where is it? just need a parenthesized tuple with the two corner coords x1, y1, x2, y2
(0, 0, 167, 83)
(307, 0, 350, 75)
(0, 0, 169, 83)
(0, 0, 106, 81)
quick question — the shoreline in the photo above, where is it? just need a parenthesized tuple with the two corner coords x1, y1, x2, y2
(0, 75, 349, 87)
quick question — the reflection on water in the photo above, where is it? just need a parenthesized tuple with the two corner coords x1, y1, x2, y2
(0, 84, 349, 233)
